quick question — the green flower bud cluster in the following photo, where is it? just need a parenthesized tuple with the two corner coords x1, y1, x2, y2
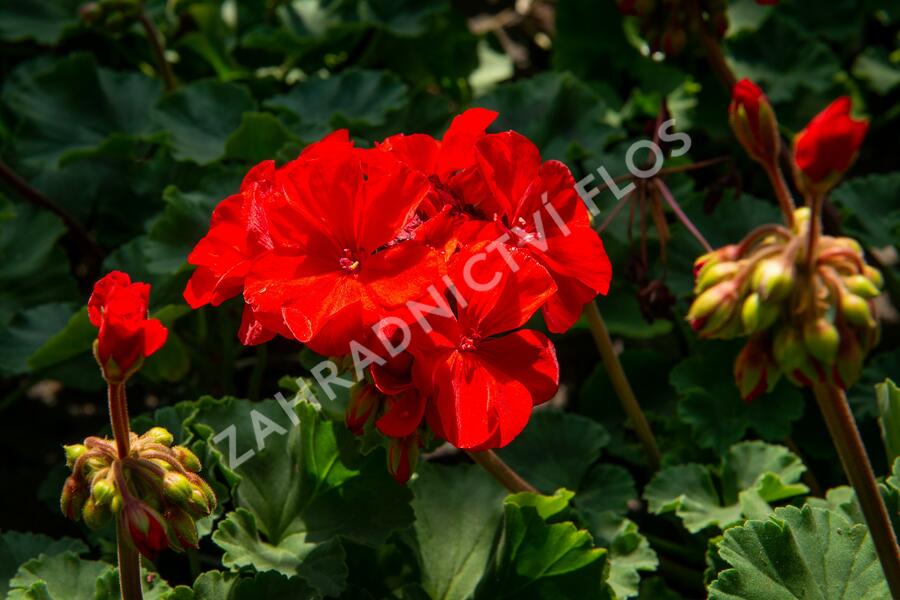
(688, 208, 882, 400)
(78, 0, 141, 33)
(60, 427, 216, 559)
(617, 0, 731, 55)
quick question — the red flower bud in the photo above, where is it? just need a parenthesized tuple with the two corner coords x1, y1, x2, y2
(122, 500, 170, 560)
(60, 476, 88, 520)
(793, 97, 868, 195)
(387, 435, 420, 485)
(346, 384, 383, 435)
(734, 335, 778, 401)
(89, 271, 168, 381)
(730, 79, 780, 166)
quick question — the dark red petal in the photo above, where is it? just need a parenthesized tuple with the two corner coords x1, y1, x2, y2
(142, 319, 168, 358)
(376, 390, 426, 438)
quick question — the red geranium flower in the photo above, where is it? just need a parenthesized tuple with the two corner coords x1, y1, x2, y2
(88, 271, 167, 378)
(794, 97, 868, 187)
(471, 131, 613, 332)
(411, 246, 560, 450)
(242, 144, 445, 356)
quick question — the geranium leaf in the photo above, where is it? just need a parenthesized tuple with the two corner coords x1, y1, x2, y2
(645, 441, 808, 533)
(831, 173, 900, 250)
(265, 69, 408, 141)
(0, 533, 87, 598)
(186, 395, 412, 596)
(2, 54, 162, 168)
(588, 514, 658, 600)
(671, 340, 805, 453)
(0, 0, 83, 44)
(475, 489, 615, 599)
(410, 464, 506, 600)
(223, 112, 298, 163)
(153, 80, 256, 165)
(708, 505, 889, 599)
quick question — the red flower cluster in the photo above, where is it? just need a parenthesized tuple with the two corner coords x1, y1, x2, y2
(89, 271, 168, 381)
(185, 110, 612, 480)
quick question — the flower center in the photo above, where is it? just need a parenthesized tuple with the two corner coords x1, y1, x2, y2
(458, 330, 481, 352)
(510, 217, 541, 247)
(339, 249, 361, 274)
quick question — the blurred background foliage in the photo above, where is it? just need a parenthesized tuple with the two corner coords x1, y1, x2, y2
(0, 0, 898, 597)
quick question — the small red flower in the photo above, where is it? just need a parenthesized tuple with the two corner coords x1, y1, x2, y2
(411, 247, 560, 450)
(88, 271, 167, 378)
(794, 97, 868, 189)
(472, 131, 613, 332)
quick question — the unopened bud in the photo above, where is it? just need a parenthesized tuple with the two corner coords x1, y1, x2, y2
(844, 275, 880, 299)
(64, 444, 88, 467)
(773, 326, 806, 371)
(841, 294, 875, 327)
(346, 384, 382, 435)
(833, 329, 863, 389)
(387, 435, 420, 485)
(752, 259, 793, 302)
(91, 478, 116, 506)
(174, 446, 201, 472)
(792, 207, 811, 234)
(82, 498, 111, 530)
(144, 427, 174, 447)
(163, 472, 193, 504)
(165, 507, 199, 551)
(122, 500, 170, 560)
(734, 336, 777, 401)
(803, 319, 840, 364)
(696, 261, 740, 294)
(863, 266, 884, 290)
(740, 293, 778, 333)
(60, 476, 88, 520)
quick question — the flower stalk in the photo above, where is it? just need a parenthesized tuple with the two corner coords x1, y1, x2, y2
(584, 300, 662, 470)
(466, 449, 538, 494)
(812, 381, 900, 596)
(137, 11, 176, 91)
(116, 517, 144, 600)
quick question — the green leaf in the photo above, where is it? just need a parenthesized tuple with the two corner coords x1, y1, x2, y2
(831, 173, 900, 249)
(0, 204, 77, 326)
(153, 80, 256, 165)
(224, 112, 298, 163)
(708, 505, 889, 599)
(8, 553, 111, 600)
(265, 70, 408, 141)
(0, 533, 87, 598)
(645, 441, 808, 533)
(588, 514, 658, 600)
(853, 47, 900, 95)
(186, 395, 413, 596)
(877, 379, 900, 466)
(671, 340, 805, 453)
(727, 14, 842, 104)
(410, 463, 506, 600)
(498, 410, 609, 492)
(0, 303, 78, 377)
(478, 71, 622, 162)
(0, 0, 82, 44)
(3, 54, 162, 167)
(476, 489, 614, 599)
(27, 308, 94, 371)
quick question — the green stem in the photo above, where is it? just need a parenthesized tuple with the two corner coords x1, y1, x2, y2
(116, 517, 144, 600)
(812, 382, 900, 597)
(108, 383, 131, 458)
(763, 162, 796, 228)
(688, 0, 737, 91)
(806, 194, 824, 271)
(466, 450, 538, 494)
(137, 11, 176, 91)
(584, 301, 662, 470)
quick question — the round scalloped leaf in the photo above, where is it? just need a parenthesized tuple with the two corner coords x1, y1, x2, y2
(709, 505, 889, 599)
